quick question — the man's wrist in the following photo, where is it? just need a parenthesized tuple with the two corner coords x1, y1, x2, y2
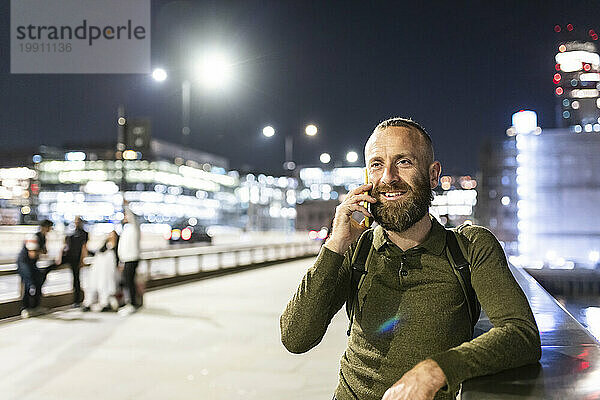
(420, 359, 447, 391)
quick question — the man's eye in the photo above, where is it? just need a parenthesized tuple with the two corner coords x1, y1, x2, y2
(397, 159, 411, 165)
(370, 162, 382, 168)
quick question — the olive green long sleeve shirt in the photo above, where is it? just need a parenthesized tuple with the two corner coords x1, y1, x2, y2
(280, 217, 541, 400)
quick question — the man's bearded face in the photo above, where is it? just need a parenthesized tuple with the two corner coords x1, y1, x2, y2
(370, 169, 433, 233)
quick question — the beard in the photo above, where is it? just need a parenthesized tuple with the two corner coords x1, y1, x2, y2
(370, 172, 433, 233)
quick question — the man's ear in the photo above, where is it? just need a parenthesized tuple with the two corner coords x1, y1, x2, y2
(429, 161, 442, 189)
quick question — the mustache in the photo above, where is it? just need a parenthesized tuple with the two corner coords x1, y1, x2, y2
(371, 182, 411, 195)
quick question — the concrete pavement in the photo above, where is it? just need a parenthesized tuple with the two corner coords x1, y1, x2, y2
(0, 257, 348, 400)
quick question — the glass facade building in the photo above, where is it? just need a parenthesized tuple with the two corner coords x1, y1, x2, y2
(478, 110, 600, 269)
(514, 128, 600, 268)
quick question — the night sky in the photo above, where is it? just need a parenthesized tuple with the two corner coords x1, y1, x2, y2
(1, 1, 599, 175)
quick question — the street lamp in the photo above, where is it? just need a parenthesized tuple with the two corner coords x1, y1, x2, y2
(151, 51, 235, 142)
(346, 151, 359, 163)
(319, 153, 331, 164)
(195, 52, 233, 90)
(262, 124, 318, 172)
(152, 68, 168, 82)
(262, 126, 275, 138)
(305, 124, 318, 136)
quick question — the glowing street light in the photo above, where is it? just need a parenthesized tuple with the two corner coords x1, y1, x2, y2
(152, 68, 168, 82)
(305, 124, 318, 136)
(346, 151, 359, 163)
(262, 126, 275, 138)
(262, 123, 320, 171)
(151, 49, 236, 141)
(196, 52, 233, 90)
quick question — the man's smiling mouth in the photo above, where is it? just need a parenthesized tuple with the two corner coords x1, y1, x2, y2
(381, 191, 407, 200)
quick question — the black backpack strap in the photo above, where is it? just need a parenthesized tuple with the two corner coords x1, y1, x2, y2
(346, 229, 374, 336)
(445, 229, 481, 330)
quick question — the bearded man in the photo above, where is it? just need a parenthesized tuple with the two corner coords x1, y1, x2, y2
(280, 118, 541, 400)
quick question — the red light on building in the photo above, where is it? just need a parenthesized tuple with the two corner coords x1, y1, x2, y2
(555, 87, 564, 95)
(589, 29, 596, 36)
(593, 34, 599, 41)
(584, 64, 591, 71)
(567, 24, 574, 31)
(554, 25, 561, 33)
(30, 183, 39, 194)
(578, 361, 591, 371)
(555, 64, 561, 71)
(553, 73, 562, 83)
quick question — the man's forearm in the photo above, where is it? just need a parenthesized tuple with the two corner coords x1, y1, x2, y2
(429, 226, 542, 393)
(280, 247, 347, 354)
(430, 319, 540, 393)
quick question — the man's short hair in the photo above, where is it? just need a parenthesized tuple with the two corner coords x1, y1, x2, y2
(374, 117, 434, 165)
(40, 219, 53, 228)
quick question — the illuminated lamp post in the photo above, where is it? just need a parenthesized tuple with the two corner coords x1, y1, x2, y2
(262, 124, 319, 172)
(346, 150, 359, 164)
(151, 52, 234, 143)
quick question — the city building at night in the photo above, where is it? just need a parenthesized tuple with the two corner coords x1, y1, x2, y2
(0, 139, 297, 234)
(554, 23, 600, 131)
(431, 175, 478, 228)
(476, 136, 519, 255)
(478, 110, 600, 268)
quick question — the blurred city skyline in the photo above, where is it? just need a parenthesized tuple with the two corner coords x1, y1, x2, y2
(2, 1, 600, 175)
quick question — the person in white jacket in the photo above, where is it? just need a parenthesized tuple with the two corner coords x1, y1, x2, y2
(82, 230, 119, 312)
(117, 203, 141, 311)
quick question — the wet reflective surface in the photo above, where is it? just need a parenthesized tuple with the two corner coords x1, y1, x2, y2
(462, 266, 600, 399)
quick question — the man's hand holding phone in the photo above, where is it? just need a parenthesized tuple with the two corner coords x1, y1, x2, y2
(324, 183, 376, 255)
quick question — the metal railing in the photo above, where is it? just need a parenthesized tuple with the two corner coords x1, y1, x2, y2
(525, 268, 600, 297)
(461, 265, 600, 399)
(0, 239, 322, 319)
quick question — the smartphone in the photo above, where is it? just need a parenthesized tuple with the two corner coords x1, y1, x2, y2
(364, 168, 371, 227)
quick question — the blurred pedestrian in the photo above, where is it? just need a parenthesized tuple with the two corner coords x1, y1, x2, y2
(118, 203, 141, 313)
(35, 219, 53, 255)
(16, 236, 44, 318)
(82, 230, 120, 312)
(58, 216, 89, 306)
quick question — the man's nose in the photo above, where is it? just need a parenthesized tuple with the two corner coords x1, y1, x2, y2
(381, 165, 400, 185)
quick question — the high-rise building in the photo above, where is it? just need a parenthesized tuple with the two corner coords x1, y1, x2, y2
(477, 110, 600, 268)
(513, 125, 600, 268)
(475, 137, 519, 255)
(553, 23, 600, 131)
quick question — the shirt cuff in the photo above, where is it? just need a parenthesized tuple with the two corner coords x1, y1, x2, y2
(429, 350, 470, 395)
(315, 245, 346, 269)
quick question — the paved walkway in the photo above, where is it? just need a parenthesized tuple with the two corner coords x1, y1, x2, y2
(0, 258, 348, 400)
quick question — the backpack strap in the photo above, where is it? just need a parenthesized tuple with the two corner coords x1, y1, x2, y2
(345, 226, 480, 337)
(346, 228, 374, 336)
(445, 228, 481, 330)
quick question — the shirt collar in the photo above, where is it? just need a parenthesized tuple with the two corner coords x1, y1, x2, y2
(372, 214, 447, 255)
